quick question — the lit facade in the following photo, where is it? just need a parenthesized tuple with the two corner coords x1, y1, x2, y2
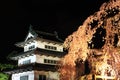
(5, 25, 66, 80)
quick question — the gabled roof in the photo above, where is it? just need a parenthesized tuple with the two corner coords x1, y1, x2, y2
(4, 63, 58, 74)
(10, 48, 67, 60)
(26, 24, 63, 42)
(15, 24, 64, 47)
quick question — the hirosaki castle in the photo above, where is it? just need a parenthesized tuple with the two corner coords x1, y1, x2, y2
(5, 25, 67, 80)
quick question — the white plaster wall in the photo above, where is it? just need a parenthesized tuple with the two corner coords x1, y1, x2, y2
(48, 71, 60, 80)
(56, 44, 63, 52)
(36, 54, 44, 63)
(12, 71, 34, 80)
(24, 40, 37, 52)
(44, 55, 60, 61)
(36, 40, 45, 49)
(36, 54, 60, 64)
(24, 39, 63, 52)
(18, 55, 36, 66)
(18, 53, 61, 66)
(35, 71, 60, 80)
(37, 40, 63, 52)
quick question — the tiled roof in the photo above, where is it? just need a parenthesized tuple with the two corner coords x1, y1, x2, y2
(4, 63, 58, 74)
(36, 48, 67, 57)
(29, 25, 64, 42)
(10, 48, 67, 60)
(15, 25, 64, 47)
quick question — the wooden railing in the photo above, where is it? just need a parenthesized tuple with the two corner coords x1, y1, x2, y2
(79, 75, 116, 80)
(95, 75, 116, 80)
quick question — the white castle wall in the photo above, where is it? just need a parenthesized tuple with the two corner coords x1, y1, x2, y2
(12, 71, 34, 80)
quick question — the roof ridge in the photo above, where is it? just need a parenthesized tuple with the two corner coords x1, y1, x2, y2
(34, 30, 64, 42)
(27, 24, 64, 42)
(35, 30, 56, 36)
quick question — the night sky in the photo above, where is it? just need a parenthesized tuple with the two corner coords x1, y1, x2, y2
(0, 0, 109, 63)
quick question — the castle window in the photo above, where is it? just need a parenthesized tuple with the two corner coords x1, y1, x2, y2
(44, 59, 58, 65)
(45, 45, 57, 50)
(53, 60, 57, 64)
(39, 75, 46, 80)
(28, 45, 35, 50)
(23, 60, 31, 65)
(20, 75, 28, 80)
